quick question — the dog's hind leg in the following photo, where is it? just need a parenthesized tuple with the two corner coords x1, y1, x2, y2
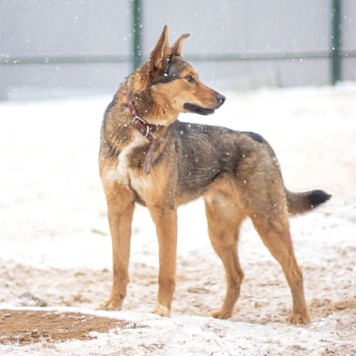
(248, 199, 311, 325)
(97, 182, 135, 311)
(204, 191, 245, 319)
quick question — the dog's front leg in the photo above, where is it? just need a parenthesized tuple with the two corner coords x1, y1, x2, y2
(149, 204, 178, 317)
(98, 182, 135, 311)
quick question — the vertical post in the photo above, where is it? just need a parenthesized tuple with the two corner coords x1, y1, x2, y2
(331, 0, 342, 85)
(132, 0, 142, 71)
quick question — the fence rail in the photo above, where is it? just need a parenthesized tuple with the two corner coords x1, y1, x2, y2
(1, 49, 355, 65)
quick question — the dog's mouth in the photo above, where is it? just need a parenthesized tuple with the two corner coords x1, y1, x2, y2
(184, 103, 215, 115)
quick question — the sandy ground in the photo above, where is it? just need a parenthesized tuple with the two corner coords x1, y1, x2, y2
(0, 84, 355, 355)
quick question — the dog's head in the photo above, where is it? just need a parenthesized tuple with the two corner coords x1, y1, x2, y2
(128, 26, 225, 120)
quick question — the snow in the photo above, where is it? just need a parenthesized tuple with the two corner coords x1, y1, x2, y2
(1, 84, 355, 355)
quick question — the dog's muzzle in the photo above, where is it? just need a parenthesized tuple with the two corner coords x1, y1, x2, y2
(184, 92, 226, 116)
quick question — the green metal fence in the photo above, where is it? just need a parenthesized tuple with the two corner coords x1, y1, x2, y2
(129, 0, 346, 85)
(331, 0, 342, 85)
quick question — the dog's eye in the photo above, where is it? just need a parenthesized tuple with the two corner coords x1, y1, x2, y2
(185, 75, 195, 83)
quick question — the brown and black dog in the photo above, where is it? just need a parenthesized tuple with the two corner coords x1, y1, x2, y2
(98, 26, 330, 324)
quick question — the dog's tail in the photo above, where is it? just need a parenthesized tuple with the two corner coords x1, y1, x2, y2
(286, 189, 331, 215)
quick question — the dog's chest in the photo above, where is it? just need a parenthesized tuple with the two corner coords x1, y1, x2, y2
(115, 135, 151, 193)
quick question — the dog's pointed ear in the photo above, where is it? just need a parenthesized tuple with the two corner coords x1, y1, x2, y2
(149, 25, 170, 71)
(171, 33, 190, 57)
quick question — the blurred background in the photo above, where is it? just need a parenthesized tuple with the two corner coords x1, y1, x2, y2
(0, 0, 355, 100)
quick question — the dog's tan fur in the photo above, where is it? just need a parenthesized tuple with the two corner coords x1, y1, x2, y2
(98, 26, 330, 324)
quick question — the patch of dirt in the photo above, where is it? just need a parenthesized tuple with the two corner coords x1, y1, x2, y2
(309, 297, 356, 319)
(0, 309, 135, 345)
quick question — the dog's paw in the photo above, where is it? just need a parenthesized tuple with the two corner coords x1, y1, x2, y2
(210, 309, 232, 319)
(288, 312, 311, 325)
(96, 299, 122, 311)
(151, 303, 170, 317)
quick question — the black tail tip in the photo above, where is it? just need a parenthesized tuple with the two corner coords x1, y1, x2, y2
(308, 190, 332, 207)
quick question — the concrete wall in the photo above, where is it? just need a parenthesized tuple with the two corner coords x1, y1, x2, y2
(0, 0, 355, 100)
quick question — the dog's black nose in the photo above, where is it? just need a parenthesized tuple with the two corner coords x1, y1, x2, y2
(216, 93, 226, 106)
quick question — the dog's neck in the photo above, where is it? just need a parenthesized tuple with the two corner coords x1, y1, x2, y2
(127, 94, 159, 175)
(127, 95, 159, 136)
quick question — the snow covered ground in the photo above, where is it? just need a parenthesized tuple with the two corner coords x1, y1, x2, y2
(0, 84, 355, 355)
